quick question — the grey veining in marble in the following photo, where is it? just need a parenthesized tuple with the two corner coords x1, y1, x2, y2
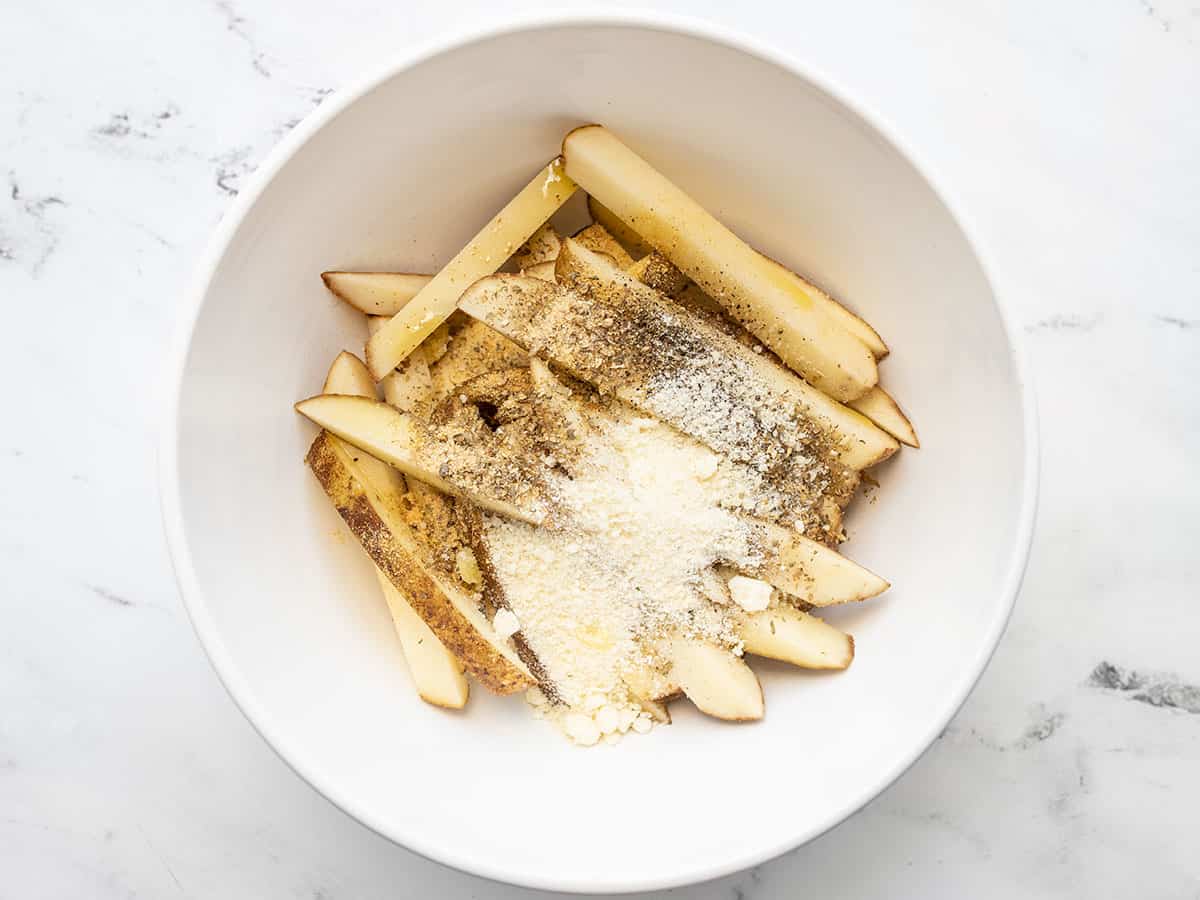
(2, 1, 1198, 898)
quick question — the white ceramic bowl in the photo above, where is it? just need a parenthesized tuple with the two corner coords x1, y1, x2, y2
(162, 14, 1037, 894)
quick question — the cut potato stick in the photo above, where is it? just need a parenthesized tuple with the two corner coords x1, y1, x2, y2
(587, 196, 653, 258)
(322, 272, 432, 316)
(306, 431, 532, 693)
(759, 254, 888, 359)
(322, 352, 469, 708)
(295, 395, 550, 526)
(367, 316, 434, 415)
(739, 605, 854, 670)
(572, 223, 635, 269)
(849, 386, 919, 448)
(751, 520, 889, 607)
(364, 158, 577, 379)
(670, 641, 764, 721)
(323, 349, 381, 400)
(513, 223, 562, 269)
(375, 574, 469, 707)
(563, 126, 878, 400)
(460, 244, 897, 470)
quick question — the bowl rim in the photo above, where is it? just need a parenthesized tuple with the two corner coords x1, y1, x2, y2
(159, 9, 1040, 894)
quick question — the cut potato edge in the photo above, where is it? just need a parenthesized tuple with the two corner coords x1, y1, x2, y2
(322, 271, 433, 316)
(739, 605, 854, 670)
(849, 386, 919, 448)
(374, 569, 470, 708)
(752, 520, 890, 607)
(669, 641, 764, 721)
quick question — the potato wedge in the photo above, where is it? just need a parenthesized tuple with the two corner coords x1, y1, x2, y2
(322, 272, 433, 316)
(364, 158, 577, 379)
(322, 352, 469, 708)
(563, 126, 877, 400)
(670, 641, 764, 721)
(305, 431, 531, 693)
(849, 386, 919, 448)
(587, 196, 653, 258)
(295, 395, 551, 526)
(739, 605, 854, 670)
(460, 244, 898, 471)
(751, 520, 889, 607)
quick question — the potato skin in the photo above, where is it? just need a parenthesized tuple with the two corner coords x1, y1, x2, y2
(306, 432, 531, 694)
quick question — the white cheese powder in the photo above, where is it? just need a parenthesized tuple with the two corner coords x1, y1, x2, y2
(483, 401, 766, 741)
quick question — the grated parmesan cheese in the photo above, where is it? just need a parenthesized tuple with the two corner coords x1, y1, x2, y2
(482, 394, 766, 741)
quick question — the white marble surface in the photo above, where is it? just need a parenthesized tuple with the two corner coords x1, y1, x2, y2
(2, 0, 1198, 897)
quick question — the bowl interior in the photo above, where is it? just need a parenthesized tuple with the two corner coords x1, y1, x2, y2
(168, 21, 1031, 893)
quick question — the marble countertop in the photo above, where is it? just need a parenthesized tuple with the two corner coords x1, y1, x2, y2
(3, 1, 1198, 897)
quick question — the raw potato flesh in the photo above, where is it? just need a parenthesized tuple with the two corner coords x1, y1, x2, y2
(522, 261, 556, 282)
(669, 641, 764, 721)
(375, 573, 469, 707)
(759, 254, 889, 360)
(563, 126, 878, 401)
(587, 196, 653, 258)
(323, 349, 380, 399)
(849, 386, 919, 448)
(608, 211, 888, 358)
(367, 316, 434, 415)
(322, 272, 433, 316)
(571, 223, 636, 269)
(295, 394, 550, 526)
(739, 605, 854, 670)
(304, 432, 531, 693)
(364, 158, 577, 379)
(428, 319, 529, 400)
(460, 243, 898, 470)
(322, 352, 469, 708)
(753, 520, 889, 607)
(513, 223, 562, 269)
